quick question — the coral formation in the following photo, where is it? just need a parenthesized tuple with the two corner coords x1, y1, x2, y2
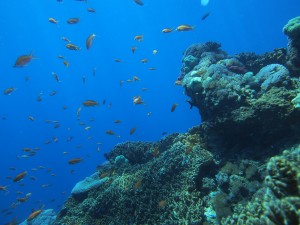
(49, 17, 300, 225)
(283, 16, 300, 71)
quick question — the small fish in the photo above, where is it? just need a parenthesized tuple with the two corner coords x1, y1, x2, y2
(174, 80, 182, 85)
(52, 72, 60, 82)
(3, 87, 16, 95)
(148, 67, 156, 70)
(105, 130, 115, 135)
(130, 127, 136, 135)
(0, 185, 8, 192)
(49, 91, 57, 96)
(63, 61, 70, 67)
(120, 80, 124, 86)
(93, 67, 97, 76)
(68, 158, 83, 165)
(13, 52, 34, 67)
(83, 100, 99, 107)
(13, 171, 27, 182)
(27, 210, 42, 221)
(87, 8, 96, 13)
(57, 55, 64, 59)
(28, 116, 35, 121)
(162, 28, 173, 33)
(134, 35, 143, 42)
(141, 58, 148, 63)
(66, 43, 80, 50)
(133, 96, 143, 105)
(141, 87, 148, 91)
(67, 18, 80, 24)
(158, 200, 167, 208)
(153, 147, 159, 157)
(171, 103, 178, 112)
(131, 46, 137, 53)
(133, 0, 143, 6)
(133, 76, 140, 81)
(48, 18, 58, 24)
(77, 107, 81, 118)
(82, 75, 86, 83)
(201, 12, 210, 21)
(86, 34, 96, 50)
(61, 36, 71, 43)
(84, 126, 91, 131)
(147, 112, 152, 117)
(176, 25, 194, 31)
(114, 120, 122, 123)
(152, 50, 158, 55)
(114, 58, 122, 63)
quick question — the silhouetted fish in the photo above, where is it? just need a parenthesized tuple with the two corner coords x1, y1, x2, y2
(201, 12, 210, 21)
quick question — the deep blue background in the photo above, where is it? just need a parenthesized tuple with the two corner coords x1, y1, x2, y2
(0, 0, 299, 223)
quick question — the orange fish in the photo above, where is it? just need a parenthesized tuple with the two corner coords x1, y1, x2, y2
(68, 158, 83, 165)
(133, 0, 143, 6)
(162, 28, 173, 33)
(131, 46, 137, 53)
(13, 171, 27, 182)
(83, 100, 99, 107)
(130, 127, 136, 135)
(86, 34, 96, 50)
(27, 209, 42, 221)
(63, 61, 70, 67)
(67, 18, 80, 24)
(176, 25, 194, 31)
(3, 87, 16, 95)
(66, 43, 80, 50)
(171, 103, 178, 112)
(13, 53, 34, 67)
(134, 35, 143, 41)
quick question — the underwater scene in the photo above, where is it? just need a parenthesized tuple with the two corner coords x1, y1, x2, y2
(1, 0, 300, 224)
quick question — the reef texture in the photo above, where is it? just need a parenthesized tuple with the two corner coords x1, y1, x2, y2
(283, 16, 300, 71)
(29, 17, 300, 225)
(180, 32, 300, 149)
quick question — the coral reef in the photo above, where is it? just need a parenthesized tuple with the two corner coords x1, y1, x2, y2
(52, 18, 300, 225)
(181, 38, 300, 149)
(283, 16, 300, 70)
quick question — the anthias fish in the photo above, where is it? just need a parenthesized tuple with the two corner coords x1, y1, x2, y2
(134, 0, 143, 6)
(13, 171, 27, 182)
(82, 100, 99, 107)
(68, 158, 83, 164)
(13, 53, 34, 67)
(67, 18, 80, 24)
(86, 34, 96, 50)
(66, 43, 80, 50)
(171, 103, 178, 112)
(176, 25, 194, 31)
(27, 210, 42, 221)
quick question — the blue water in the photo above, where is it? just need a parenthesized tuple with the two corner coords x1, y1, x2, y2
(0, 0, 299, 223)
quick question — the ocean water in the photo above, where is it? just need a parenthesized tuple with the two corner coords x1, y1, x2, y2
(0, 0, 299, 223)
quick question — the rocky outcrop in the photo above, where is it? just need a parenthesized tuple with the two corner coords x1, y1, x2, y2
(283, 16, 300, 71)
